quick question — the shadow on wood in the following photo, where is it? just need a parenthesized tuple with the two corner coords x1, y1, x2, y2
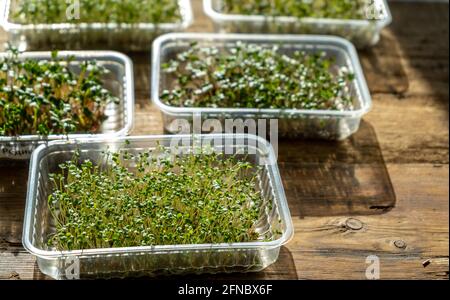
(382, 2, 448, 113)
(359, 31, 409, 96)
(0, 160, 29, 247)
(160, 246, 298, 280)
(278, 120, 396, 217)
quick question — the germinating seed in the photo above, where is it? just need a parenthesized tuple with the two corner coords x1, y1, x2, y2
(0, 47, 117, 136)
(13, 0, 181, 24)
(47, 147, 265, 251)
(222, 0, 369, 20)
(161, 42, 355, 110)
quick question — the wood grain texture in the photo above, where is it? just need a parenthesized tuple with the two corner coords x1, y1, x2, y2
(0, 0, 448, 280)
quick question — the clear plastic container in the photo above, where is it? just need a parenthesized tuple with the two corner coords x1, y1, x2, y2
(151, 33, 372, 140)
(0, 0, 193, 51)
(203, 0, 392, 49)
(0, 51, 134, 160)
(23, 134, 294, 279)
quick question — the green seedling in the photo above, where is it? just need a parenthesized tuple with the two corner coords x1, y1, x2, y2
(0, 46, 117, 136)
(161, 42, 355, 111)
(222, 0, 369, 20)
(13, 0, 181, 24)
(47, 147, 265, 251)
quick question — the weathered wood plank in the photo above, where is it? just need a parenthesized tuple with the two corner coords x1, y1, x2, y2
(0, 0, 448, 280)
(287, 163, 449, 280)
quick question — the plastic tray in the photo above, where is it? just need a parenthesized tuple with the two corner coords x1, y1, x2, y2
(23, 134, 294, 279)
(203, 0, 392, 49)
(0, 0, 193, 51)
(152, 33, 372, 140)
(0, 51, 134, 160)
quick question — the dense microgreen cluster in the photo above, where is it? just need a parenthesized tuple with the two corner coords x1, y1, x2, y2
(0, 47, 116, 136)
(47, 147, 264, 251)
(13, 0, 181, 24)
(222, 0, 368, 20)
(162, 42, 355, 110)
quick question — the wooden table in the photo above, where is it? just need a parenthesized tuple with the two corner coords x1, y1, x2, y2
(0, 0, 448, 280)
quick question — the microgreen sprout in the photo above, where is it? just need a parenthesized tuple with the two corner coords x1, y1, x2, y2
(13, 0, 181, 24)
(222, 0, 369, 20)
(0, 46, 117, 136)
(161, 42, 355, 111)
(47, 147, 265, 251)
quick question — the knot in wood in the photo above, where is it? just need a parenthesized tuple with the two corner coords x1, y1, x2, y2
(345, 218, 364, 231)
(394, 240, 407, 249)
